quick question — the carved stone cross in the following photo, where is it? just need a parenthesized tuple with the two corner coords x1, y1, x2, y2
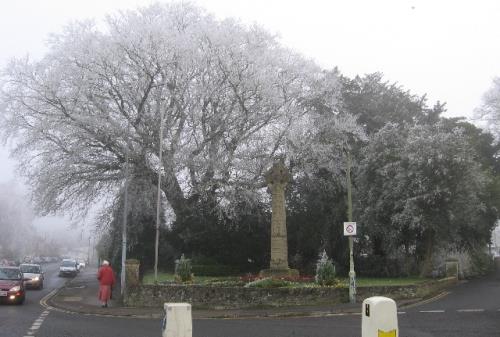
(265, 160, 291, 271)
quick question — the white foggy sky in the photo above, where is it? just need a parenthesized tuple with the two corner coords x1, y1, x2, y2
(0, 0, 499, 229)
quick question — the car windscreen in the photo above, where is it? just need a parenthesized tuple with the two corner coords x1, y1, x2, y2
(61, 261, 76, 267)
(20, 265, 41, 274)
(0, 268, 22, 280)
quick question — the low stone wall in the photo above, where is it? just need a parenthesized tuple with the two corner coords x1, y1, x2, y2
(356, 277, 457, 302)
(125, 285, 345, 309)
(124, 277, 457, 309)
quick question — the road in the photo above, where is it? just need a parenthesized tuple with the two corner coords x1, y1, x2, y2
(0, 263, 67, 337)
(2, 265, 499, 337)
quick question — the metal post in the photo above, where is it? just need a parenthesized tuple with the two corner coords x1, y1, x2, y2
(347, 150, 356, 303)
(91, 235, 95, 267)
(154, 111, 165, 283)
(121, 124, 130, 296)
(87, 236, 91, 265)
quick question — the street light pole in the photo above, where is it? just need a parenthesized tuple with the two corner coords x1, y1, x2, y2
(121, 123, 131, 296)
(346, 150, 356, 304)
(87, 235, 91, 265)
(154, 110, 165, 283)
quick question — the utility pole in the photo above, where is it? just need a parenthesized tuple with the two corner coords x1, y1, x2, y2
(87, 235, 91, 265)
(346, 150, 356, 304)
(91, 234, 95, 267)
(121, 124, 131, 296)
(154, 110, 165, 283)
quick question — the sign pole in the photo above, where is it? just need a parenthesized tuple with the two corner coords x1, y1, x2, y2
(346, 151, 356, 304)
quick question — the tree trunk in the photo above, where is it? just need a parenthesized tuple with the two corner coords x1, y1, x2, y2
(420, 232, 435, 277)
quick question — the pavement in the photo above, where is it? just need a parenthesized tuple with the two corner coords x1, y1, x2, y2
(44, 267, 422, 319)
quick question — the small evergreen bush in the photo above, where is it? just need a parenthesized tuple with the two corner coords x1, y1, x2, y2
(315, 250, 337, 286)
(175, 254, 193, 283)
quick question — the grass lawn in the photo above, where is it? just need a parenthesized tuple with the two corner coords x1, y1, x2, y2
(143, 271, 426, 287)
(142, 272, 237, 285)
(350, 277, 426, 287)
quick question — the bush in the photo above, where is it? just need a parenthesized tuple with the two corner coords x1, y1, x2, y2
(175, 254, 193, 283)
(355, 255, 411, 277)
(315, 250, 337, 286)
(469, 249, 494, 277)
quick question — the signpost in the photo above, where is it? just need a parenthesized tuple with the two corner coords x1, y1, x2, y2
(345, 151, 356, 304)
(344, 222, 357, 236)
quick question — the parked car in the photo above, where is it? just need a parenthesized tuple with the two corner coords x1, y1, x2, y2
(0, 266, 27, 304)
(59, 259, 78, 277)
(0, 259, 17, 266)
(19, 264, 44, 290)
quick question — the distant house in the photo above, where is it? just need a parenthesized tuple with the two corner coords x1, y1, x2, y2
(490, 222, 500, 257)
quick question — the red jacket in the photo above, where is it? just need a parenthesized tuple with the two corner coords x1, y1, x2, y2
(97, 266, 116, 286)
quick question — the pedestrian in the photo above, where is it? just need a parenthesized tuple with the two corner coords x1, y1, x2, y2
(97, 260, 116, 308)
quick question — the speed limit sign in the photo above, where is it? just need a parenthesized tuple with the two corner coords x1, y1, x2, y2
(343, 222, 357, 236)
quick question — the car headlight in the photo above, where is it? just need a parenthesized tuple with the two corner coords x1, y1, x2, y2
(33, 276, 40, 281)
(9, 285, 21, 292)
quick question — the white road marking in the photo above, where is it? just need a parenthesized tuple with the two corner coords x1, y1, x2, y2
(419, 310, 445, 313)
(457, 309, 485, 312)
(25, 310, 51, 336)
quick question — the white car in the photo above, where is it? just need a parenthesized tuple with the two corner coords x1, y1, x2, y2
(59, 259, 78, 277)
(19, 264, 44, 289)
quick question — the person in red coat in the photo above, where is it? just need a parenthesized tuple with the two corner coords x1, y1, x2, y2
(97, 260, 116, 308)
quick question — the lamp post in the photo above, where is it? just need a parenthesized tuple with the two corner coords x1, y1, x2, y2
(120, 123, 131, 296)
(346, 150, 356, 304)
(87, 235, 91, 266)
(154, 110, 165, 283)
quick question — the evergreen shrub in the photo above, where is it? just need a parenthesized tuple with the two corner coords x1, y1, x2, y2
(175, 254, 193, 282)
(315, 250, 337, 286)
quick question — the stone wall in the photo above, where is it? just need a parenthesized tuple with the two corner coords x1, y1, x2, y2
(125, 285, 345, 309)
(356, 277, 457, 302)
(124, 277, 457, 309)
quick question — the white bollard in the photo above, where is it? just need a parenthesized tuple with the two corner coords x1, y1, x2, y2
(162, 303, 192, 337)
(361, 296, 398, 337)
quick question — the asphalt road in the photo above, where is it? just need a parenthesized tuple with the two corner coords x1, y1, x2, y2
(0, 263, 67, 337)
(2, 266, 500, 337)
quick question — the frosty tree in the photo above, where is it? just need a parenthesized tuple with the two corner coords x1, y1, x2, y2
(478, 77, 500, 138)
(0, 2, 345, 221)
(356, 122, 496, 276)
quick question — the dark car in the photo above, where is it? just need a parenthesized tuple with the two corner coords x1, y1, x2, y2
(0, 266, 26, 304)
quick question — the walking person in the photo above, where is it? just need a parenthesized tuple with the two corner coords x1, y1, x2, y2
(97, 260, 116, 308)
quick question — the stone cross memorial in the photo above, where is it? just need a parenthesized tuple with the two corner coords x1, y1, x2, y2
(260, 160, 298, 277)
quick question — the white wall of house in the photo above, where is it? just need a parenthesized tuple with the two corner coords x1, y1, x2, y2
(490, 221, 500, 257)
